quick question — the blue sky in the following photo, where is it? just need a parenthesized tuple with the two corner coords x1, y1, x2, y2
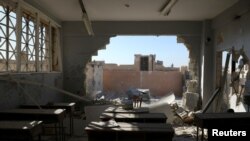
(92, 36, 189, 67)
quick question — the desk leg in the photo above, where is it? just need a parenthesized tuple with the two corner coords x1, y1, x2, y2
(201, 128, 204, 141)
(116, 132, 118, 141)
(70, 113, 73, 136)
(61, 122, 65, 141)
(55, 123, 58, 141)
(196, 126, 199, 141)
(62, 122, 65, 141)
(38, 134, 41, 141)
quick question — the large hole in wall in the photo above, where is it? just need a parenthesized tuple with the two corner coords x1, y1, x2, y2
(84, 35, 191, 103)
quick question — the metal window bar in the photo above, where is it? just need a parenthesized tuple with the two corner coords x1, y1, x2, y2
(0, 2, 58, 73)
(38, 23, 50, 72)
(5, 6, 9, 71)
(0, 5, 17, 71)
(20, 14, 36, 72)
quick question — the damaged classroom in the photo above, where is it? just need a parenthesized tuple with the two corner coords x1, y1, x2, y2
(0, 0, 250, 141)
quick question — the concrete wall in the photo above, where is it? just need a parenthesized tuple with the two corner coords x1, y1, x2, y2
(0, 0, 65, 110)
(213, 0, 250, 54)
(201, 20, 216, 111)
(0, 73, 63, 110)
(62, 33, 111, 100)
(103, 70, 183, 97)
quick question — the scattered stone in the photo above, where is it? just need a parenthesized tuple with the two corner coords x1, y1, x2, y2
(182, 92, 199, 111)
(186, 80, 198, 93)
(173, 115, 184, 125)
(173, 125, 197, 141)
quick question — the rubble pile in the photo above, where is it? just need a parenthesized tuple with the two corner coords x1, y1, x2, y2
(171, 80, 200, 125)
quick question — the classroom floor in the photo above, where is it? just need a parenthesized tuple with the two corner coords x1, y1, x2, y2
(64, 106, 198, 141)
(58, 125, 197, 141)
(65, 125, 198, 141)
(43, 96, 200, 141)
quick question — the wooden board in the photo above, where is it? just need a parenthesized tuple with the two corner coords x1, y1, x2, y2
(85, 121, 174, 141)
(0, 120, 43, 140)
(104, 106, 149, 113)
(100, 113, 167, 123)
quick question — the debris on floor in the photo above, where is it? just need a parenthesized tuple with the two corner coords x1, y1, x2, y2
(148, 93, 176, 123)
(173, 126, 197, 141)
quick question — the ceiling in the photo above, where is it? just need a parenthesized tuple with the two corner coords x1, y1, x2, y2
(31, 0, 239, 21)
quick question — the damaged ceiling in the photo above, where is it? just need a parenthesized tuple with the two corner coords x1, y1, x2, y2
(27, 0, 239, 21)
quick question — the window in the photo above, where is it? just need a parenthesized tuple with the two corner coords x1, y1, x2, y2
(0, 2, 60, 72)
(21, 13, 36, 71)
(140, 56, 149, 71)
(0, 5, 17, 71)
(38, 23, 50, 71)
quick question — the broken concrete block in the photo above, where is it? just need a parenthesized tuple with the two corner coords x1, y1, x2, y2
(173, 115, 184, 125)
(186, 80, 198, 93)
(182, 92, 199, 111)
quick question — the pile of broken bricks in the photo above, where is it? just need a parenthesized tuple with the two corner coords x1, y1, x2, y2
(172, 79, 201, 125)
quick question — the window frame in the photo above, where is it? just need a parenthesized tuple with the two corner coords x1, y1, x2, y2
(0, 0, 61, 73)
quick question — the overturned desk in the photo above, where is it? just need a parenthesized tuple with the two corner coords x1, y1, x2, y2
(20, 102, 75, 136)
(0, 120, 43, 141)
(0, 108, 66, 141)
(100, 113, 167, 123)
(85, 121, 174, 141)
(194, 112, 250, 141)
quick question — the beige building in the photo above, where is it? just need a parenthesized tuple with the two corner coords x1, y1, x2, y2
(87, 54, 185, 97)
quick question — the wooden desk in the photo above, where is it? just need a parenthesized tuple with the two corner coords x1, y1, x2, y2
(0, 120, 43, 141)
(104, 106, 149, 113)
(194, 112, 250, 141)
(100, 113, 167, 123)
(85, 121, 174, 141)
(0, 109, 66, 141)
(20, 102, 75, 136)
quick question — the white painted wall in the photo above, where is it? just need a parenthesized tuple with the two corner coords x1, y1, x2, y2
(213, 0, 250, 54)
